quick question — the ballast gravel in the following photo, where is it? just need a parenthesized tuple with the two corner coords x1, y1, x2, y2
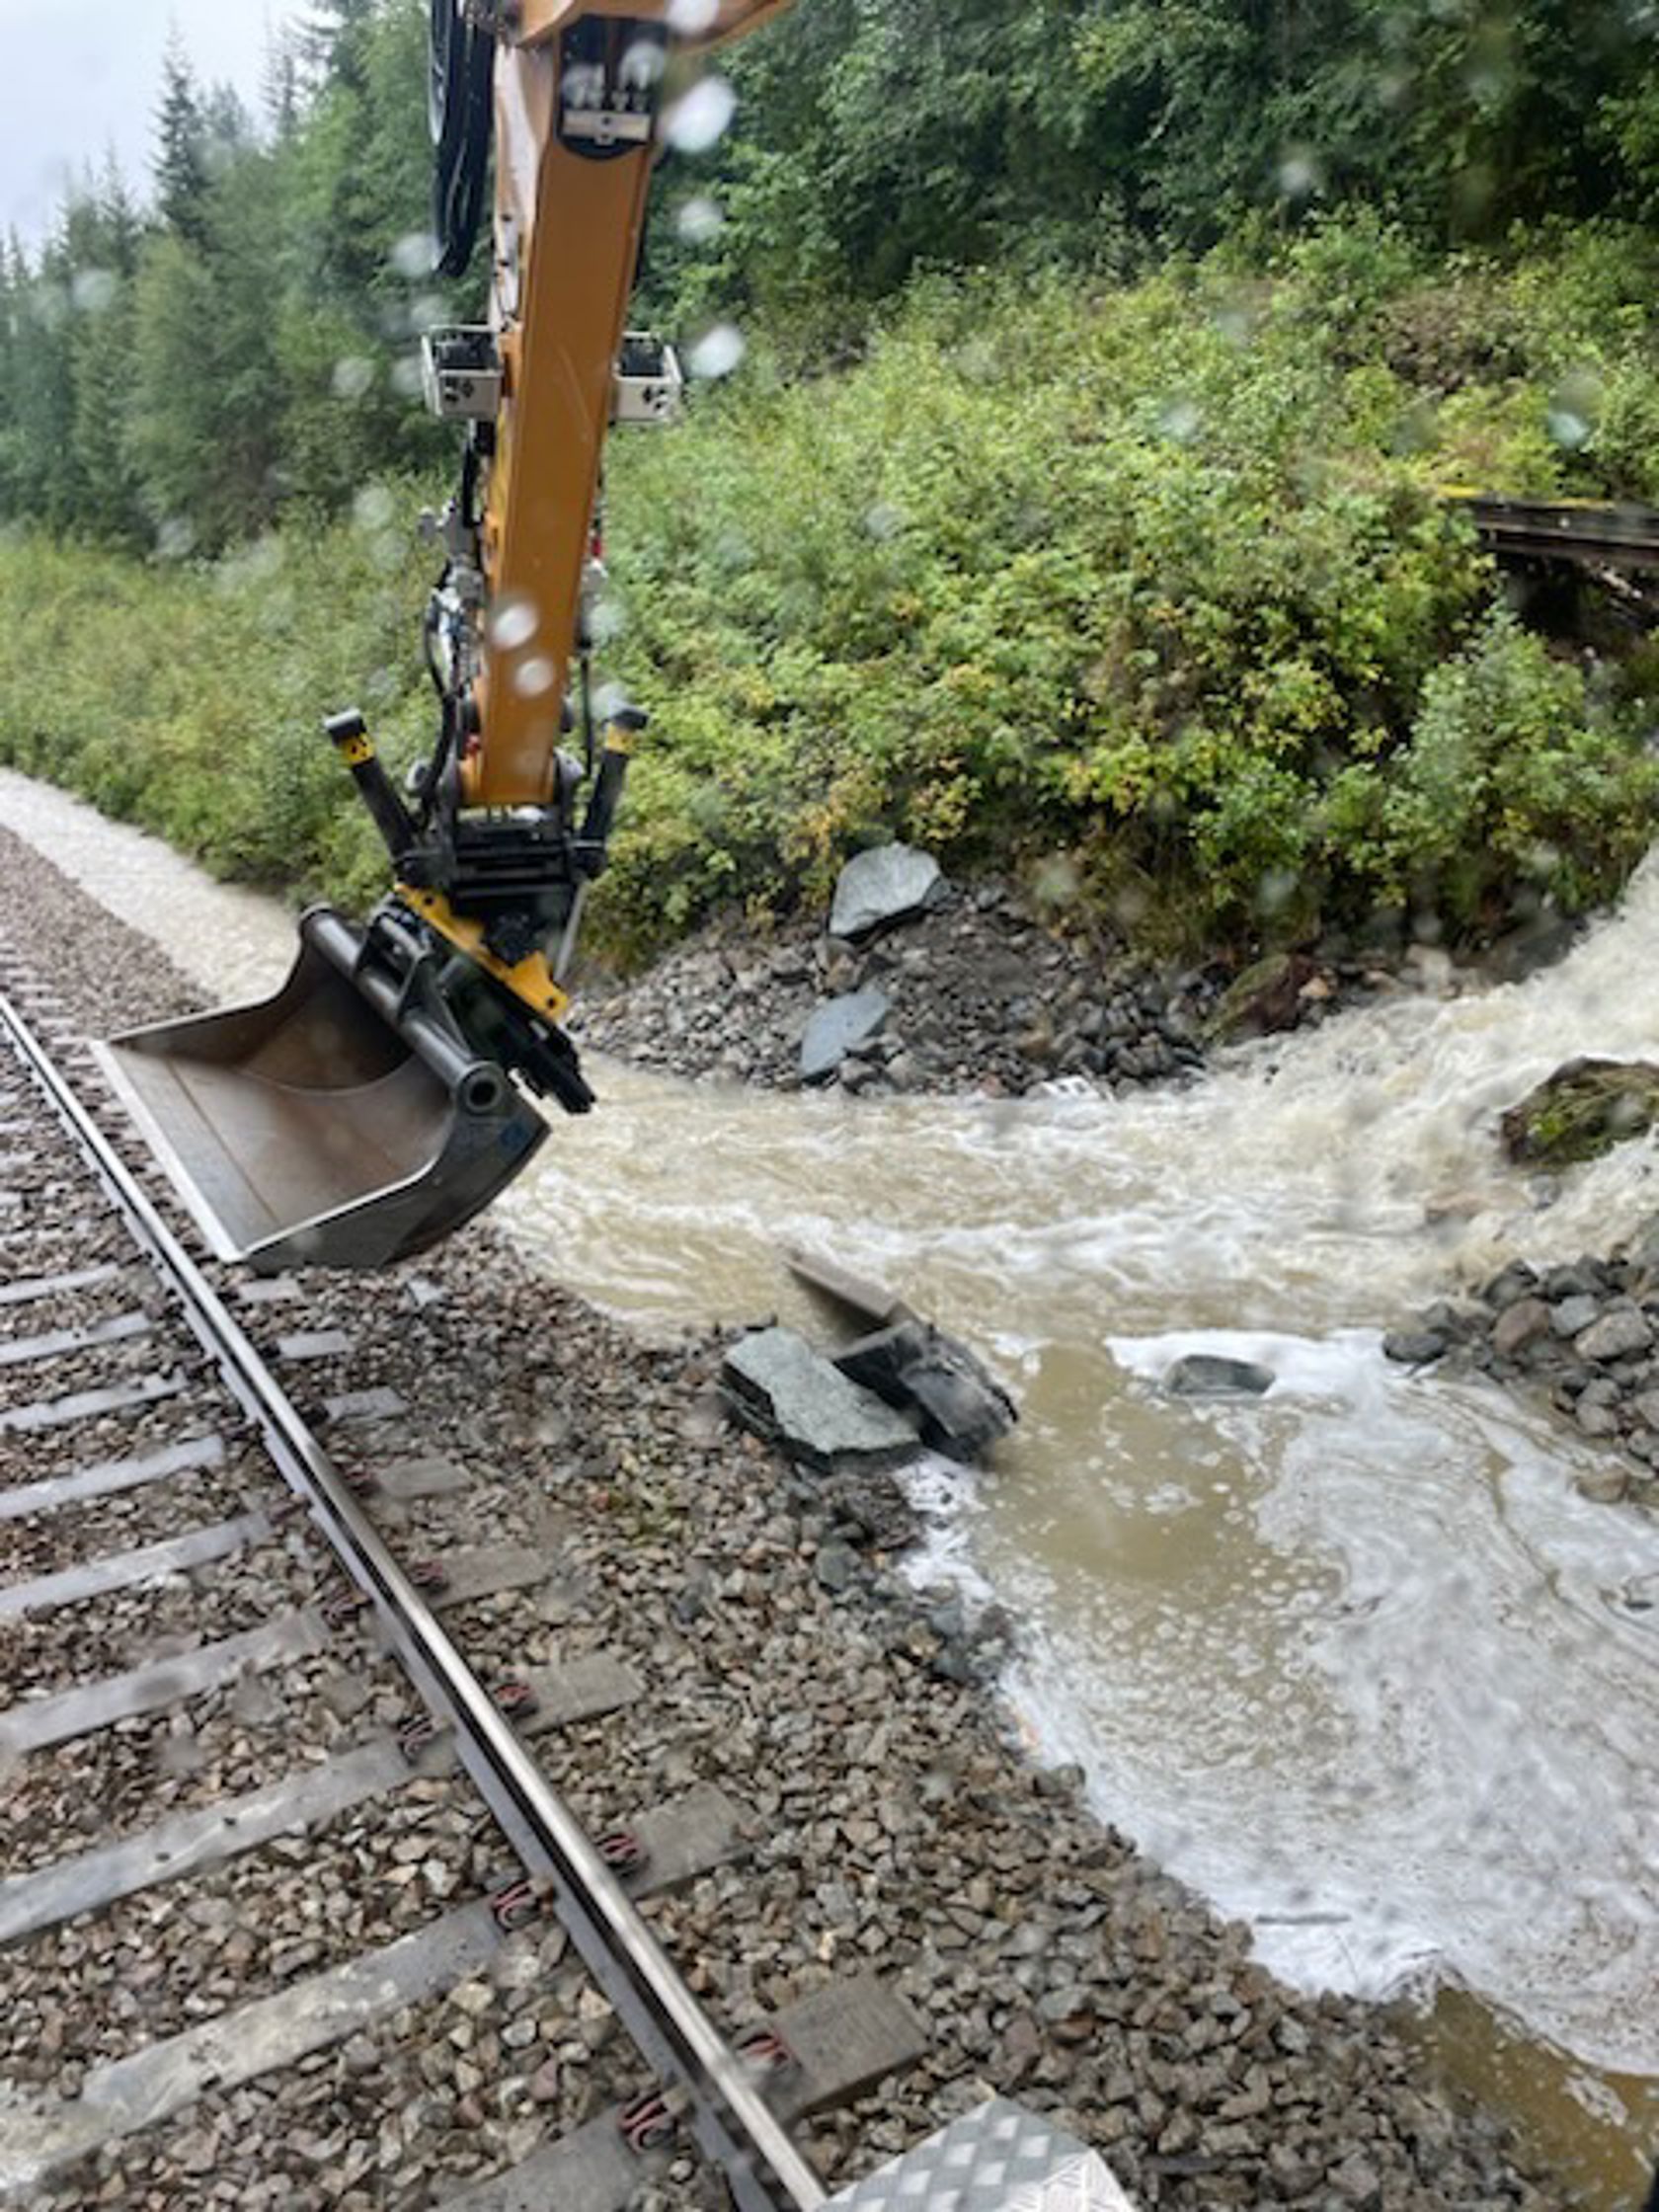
(0, 824, 1558, 2209)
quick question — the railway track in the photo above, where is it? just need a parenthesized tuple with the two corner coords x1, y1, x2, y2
(0, 949, 1123, 2210)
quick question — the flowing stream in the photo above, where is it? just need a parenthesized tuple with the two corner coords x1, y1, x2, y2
(3, 765, 1657, 2202)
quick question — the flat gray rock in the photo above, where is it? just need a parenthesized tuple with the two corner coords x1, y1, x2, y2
(721, 1326, 918, 1475)
(1164, 1353, 1275, 1398)
(830, 844, 942, 940)
(800, 989, 891, 1084)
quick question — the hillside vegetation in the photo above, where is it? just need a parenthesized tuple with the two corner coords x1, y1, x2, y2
(1, 0, 1657, 962)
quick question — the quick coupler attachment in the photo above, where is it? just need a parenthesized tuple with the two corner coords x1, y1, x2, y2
(326, 708, 418, 868)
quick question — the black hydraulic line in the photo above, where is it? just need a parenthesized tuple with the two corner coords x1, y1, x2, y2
(0, 984, 827, 2212)
(431, 0, 494, 278)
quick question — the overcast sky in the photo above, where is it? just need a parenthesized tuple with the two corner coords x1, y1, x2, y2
(0, 1, 289, 245)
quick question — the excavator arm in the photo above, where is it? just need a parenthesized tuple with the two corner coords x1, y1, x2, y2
(97, 0, 790, 1272)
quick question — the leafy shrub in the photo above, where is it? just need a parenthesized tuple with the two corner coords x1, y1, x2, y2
(2, 229, 1656, 967)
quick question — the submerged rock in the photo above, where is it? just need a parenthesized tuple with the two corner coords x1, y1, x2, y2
(829, 843, 943, 941)
(1164, 1353, 1275, 1397)
(1382, 1329, 1447, 1366)
(1500, 1056, 1659, 1168)
(721, 1325, 918, 1474)
(799, 988, 891, 1084)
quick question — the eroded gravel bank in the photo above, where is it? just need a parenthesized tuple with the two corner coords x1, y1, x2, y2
(574, 881, 1222, 1098)
(0, 825, 1557, 2209)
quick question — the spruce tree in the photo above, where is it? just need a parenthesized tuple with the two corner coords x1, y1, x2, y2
(154, 32, 210, 248)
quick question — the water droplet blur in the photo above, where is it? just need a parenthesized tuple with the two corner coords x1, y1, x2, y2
(862, 502, 906, 542)
(491, 594, 540, 651)
(513, 655, 557, 699)
(1157, 398, 1202, 443)
(664, 76, 736, 155)
(591, 595, 627, 646)
(1277, 149, 1323, 200)
(334, 356, 376, 403)
(392, 354, 425, 400)
(156, 517, 197, 561)
(594, 679, 634, 723)
(669, 0, 720, 32)
(622, 38, 666, 91)
(676, 194, 724, 245)
(1548, 369, 1604, 451)
(70, 269, 116, 314)
(688, 323, 746, 379)
(392, 230, 438, 279)
(353, 485, 396, 533)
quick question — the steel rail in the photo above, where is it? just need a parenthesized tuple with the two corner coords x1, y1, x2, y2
(0, 984, 826, 2212)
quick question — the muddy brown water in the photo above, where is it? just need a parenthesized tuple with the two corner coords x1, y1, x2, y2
(3, 765, 1656, 2204)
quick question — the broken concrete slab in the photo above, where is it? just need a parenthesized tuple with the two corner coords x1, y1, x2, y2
(829, 843, 944, 941)
(834, 1318, 1016, 1461)
(800, 988, 891, 1084)
(784, 1244, 914, 1331)
(1164, 1353, 1275, 1397)
(721, 1326, 918, 1476)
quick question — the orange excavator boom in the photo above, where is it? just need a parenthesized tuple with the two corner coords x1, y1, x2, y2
(99, 0, 791, 1270)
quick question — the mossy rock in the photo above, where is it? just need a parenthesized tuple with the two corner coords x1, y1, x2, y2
(1500, 1057, 1659, 1168)
(1205, 952, 1318, 1043)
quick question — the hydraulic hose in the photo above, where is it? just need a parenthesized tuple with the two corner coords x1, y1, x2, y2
(430, 0, 494, 279)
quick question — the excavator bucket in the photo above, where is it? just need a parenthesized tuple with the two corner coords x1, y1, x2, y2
(95, 908, 548, 1273)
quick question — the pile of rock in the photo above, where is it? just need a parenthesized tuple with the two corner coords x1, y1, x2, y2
(577, 844, 1215, 1098)
(1390, 1238, 1659, 1509)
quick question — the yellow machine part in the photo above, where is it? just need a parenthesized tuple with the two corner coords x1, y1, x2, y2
(395, 885, 572, 1023)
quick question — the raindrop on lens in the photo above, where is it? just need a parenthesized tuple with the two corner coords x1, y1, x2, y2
(664, 77, 736, 154)
(514, 655, 557, 699)
(621, 39, 665, 91)
(1548, 368, 1603, 450)
(1277, 150, 1321, 199)
(676, 195, 724, 245)
(689, 324, 745, 379)
(392, 231, 438, 279)
(491, 595, 540, 651)
(353, 484, 396, 532)
(334, 356, 375, 402)
(1157, 398, 1201, 443)
(669, 0, 720, 31)
(70, 269, 116, 313)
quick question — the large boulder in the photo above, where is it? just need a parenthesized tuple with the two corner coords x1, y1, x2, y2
(829, 844, 943, 941)
(1500, 1057, 1659, 1168)
(721, 1326, 918, 1475)
(799, 988, 890, 1084)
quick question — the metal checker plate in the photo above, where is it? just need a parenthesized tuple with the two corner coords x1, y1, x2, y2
(824, 2096, 1137, 2212)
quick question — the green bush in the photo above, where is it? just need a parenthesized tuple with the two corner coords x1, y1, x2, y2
(3, 227, 1657, 967)
(0, 494, 432, 911)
